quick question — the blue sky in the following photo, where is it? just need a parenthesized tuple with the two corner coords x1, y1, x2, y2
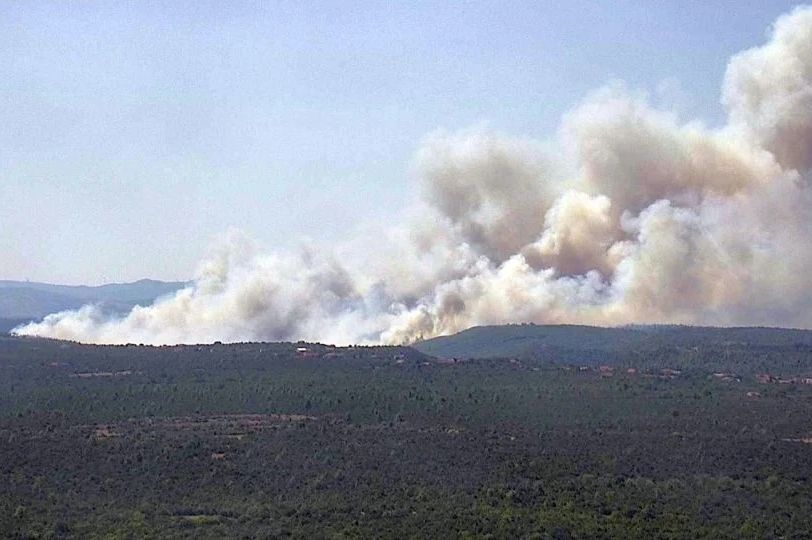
(0, 1, 802, 284)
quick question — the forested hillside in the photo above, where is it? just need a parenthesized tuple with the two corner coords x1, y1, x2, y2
(2, 335, 812, 537)
(414, 324, 812, 366)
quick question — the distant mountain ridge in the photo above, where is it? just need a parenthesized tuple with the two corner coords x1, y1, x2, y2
(0, 279, 187, 330)
(412, 323, 812, 364)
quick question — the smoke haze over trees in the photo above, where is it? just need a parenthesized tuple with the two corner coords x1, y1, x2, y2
(15, 6, 812, 345)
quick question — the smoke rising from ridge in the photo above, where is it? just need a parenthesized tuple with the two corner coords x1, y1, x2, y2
(15, 6, 812, 345)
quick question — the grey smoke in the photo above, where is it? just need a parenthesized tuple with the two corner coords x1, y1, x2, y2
(15, 6, 812, 345)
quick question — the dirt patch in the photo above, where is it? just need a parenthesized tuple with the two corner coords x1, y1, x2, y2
(79, 413, 317, 440)
(156, 413, 316, 431)
(781, 437, 812, 444)
(93, 426, 119, 439)
(71, 370, 137, 378)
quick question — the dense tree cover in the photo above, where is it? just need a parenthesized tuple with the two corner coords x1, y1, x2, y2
(1, 335, 812, 538)
(415, 324, 812, 370)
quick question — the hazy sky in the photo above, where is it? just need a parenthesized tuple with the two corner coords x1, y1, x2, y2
(0, 1, 801, 285)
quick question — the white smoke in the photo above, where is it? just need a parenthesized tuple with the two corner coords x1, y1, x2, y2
(14, 6, 812, 345)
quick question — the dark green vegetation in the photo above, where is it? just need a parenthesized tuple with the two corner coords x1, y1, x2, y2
(2, 327, 812, 538)
(415, 323, 812, 365)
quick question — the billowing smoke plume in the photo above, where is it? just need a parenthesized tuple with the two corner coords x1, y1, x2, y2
(15, 6, 812, 345)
